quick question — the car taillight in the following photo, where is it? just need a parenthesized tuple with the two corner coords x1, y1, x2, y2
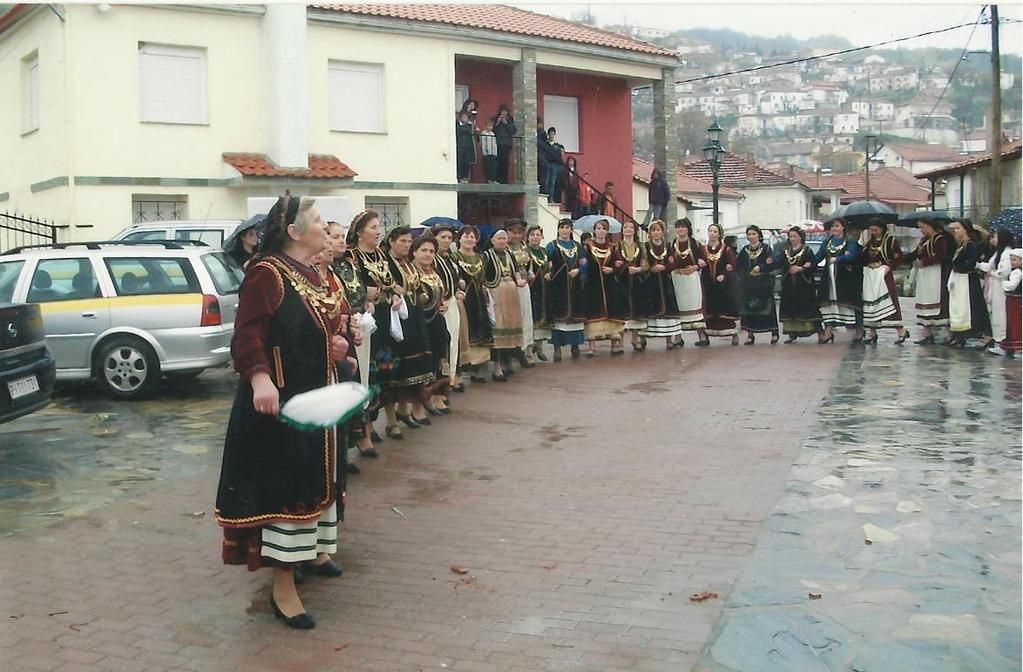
(200, 294, 222, 327)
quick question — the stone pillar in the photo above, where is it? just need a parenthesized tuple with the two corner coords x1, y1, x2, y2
(653, 66, 679, 225)
(263, 4, 308, 169)
(513, 48, 539, 229)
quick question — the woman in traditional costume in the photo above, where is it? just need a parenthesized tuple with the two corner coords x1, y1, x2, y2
(698, 222, 740, 346)
(382, 226, 436, 429)
(216, 195, 356, 630)
(1000, 249, 1022, 356)
(483, 229, 525, 381)
(507, 219, 538, 369)
(861, 219, 910, 345)
(907, 218, 951, 345)
(815, 218, 863, 344)
(640, 220, 684, 349)
(669, 218, 707, 341)
(779, 228, 821, 342)
(945, 219, 993, 348)
(978, 228, 1014, 356)
(545, 218, 588, 361)
(736, 225, 779, 345)
(525, 224, 551, 361)
(431, 223, 465, 392)
(454, 225, 494, 382)
(582, 218, 627, 355)
(616, 219, 650, 351)
(410, 234, 452, 415)
(326, 221, 376, 473)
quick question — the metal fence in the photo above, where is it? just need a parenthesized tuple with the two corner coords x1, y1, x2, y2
(1, 211, 58, 253)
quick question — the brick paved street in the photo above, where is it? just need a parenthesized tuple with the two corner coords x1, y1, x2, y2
(0, 340, 846, 672)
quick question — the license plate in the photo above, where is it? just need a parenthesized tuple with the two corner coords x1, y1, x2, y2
(8, 375, 40, 400)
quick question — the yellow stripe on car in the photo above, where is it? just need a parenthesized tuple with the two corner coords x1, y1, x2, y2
(38, 294, 202, 314)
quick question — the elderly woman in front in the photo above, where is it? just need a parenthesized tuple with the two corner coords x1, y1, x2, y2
(216, 195, 359, 630)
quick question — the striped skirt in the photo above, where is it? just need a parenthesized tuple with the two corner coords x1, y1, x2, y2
(642, 317, 683, 338)
(862, 267, 900, 329)
(915, 264, 948, 327)
(671, 272, 706, 330)
(261, 504, 338, 565)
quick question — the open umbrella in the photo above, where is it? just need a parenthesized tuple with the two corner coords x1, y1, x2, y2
(825, 200, 898, 226)
(222, 214, 266, 254)
(574, 215, 623, 234)
(418, 216, 464, 230)
(897, 210, 954, 226)
(791, 219, 826, 233)
(988, 207, 1022, 241)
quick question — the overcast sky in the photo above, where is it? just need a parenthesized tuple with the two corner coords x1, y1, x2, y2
(511, 2, 1023, 57)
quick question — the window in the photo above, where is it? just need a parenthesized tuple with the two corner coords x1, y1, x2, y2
(104, 257, 200, 296)
(27, 258, 99, 303)
(23, 52, 39, 133)
(542, 95, 579, 153)
(121, 229, 170, 242)
(0, 261, 25, 303)
(138, 43, 206, 124)
(175, 229, 224, 246)
(132, 195, 187, 223)
(365, 197, 409, 233)
(202, 252, 244, 295)
(455, 85, 469, 113)
(328, 61, 383, 133)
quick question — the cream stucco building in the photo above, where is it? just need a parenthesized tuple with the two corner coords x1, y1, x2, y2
(0, 3, 680, 245)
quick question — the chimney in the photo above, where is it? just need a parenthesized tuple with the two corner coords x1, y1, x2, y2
(263, 5, 309, 169)
(745, 153, 756, 183)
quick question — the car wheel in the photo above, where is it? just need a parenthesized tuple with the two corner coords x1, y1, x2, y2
(95, 336, 161, 400)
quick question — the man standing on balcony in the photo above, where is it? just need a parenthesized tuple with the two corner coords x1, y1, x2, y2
(542, 128, 564, 202)
(492, 104, 517, 184)
(644, 168, 671, 228)
(536, 117, 549, 192)
(597, 181, 618, 218)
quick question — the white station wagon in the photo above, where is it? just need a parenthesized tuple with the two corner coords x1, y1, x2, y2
(0, 241, 242, 399)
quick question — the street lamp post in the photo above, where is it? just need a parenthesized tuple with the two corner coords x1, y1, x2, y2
(703, 120, 726, 227)
(864, 134, 878, 200)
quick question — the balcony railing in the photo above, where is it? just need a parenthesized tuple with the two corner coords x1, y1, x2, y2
(455, 133, 528, 186)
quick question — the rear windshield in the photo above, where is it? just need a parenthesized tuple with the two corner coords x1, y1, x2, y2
(202, 252, 244, 295)
(105, 257, 201, 296)
(0, 260, 25, 303)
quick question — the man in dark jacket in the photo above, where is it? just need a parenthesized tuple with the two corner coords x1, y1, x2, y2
(536, 117, 549, 193)
(492, 104, 517, 184)
(644, 167, 672, 227)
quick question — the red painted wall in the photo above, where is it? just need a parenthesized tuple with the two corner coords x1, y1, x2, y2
(538, 68, 633, 214)
(455, 59, 634, 214)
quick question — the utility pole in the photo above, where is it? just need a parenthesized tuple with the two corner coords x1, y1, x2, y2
(989, 4, 1002, 219)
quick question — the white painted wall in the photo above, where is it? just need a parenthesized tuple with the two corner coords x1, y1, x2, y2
(739, 185, 812, 231)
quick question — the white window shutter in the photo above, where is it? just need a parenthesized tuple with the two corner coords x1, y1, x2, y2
(139, 44, 205, 124)
(328, 62, 383, 133)
(27, 56, 39, 130)
(542, 95, 579, 153)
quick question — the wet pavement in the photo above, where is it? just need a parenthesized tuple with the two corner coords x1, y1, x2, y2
(0, 369, 232, 537)
(696, 345, 1022, 672)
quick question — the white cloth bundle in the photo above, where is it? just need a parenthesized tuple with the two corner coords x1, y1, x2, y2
(279, 382, 372, 431)
(358, 311, 377, 339)
(485, 289, 497, 326)
(390, 296, 409, 341)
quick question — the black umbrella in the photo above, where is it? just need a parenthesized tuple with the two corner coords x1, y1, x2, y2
(897, 210, 955, 226)
(825, 200, 898, 226)
(988, 207, 1022, 241)
(222, 214, 266, 254)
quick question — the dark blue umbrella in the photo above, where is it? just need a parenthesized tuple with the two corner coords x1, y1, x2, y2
(898, 210, 954, 226)
(222, 214, 266, 253)
(825, 200, 898, 226)
(419, 216, 464, 230)
(988, 208, 1022, 241)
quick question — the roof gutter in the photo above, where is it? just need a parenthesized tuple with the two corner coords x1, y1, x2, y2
(306, 8, 679, 70)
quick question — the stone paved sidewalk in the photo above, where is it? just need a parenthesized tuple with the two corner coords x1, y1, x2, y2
(0, 341, 845, 672)
(696, 346, 1022, 672)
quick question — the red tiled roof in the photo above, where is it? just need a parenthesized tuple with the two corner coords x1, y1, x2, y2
(633, 157, 742, 200)
(223, 153, 357, 179)
(811, 167, 930, 206)
(0, 4, 34, 35)
(680, 152, 794, 187)
(313, 4, 677, 57)
(883, 141, 963, 163)
(915, 141, 1023, 179)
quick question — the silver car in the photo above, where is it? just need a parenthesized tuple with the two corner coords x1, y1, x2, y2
(0, 241, 242, 399)
(112, 220, 242, 247)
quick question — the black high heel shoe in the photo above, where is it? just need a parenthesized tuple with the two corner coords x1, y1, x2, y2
(819, 334, 835, 345)
(864, 335, 879, 345)
(914, 334, 934, 346)
(426, 406, 445, 417)
(492, 372, 508, 382)
(357, 446, 379, 459)
(895, 330, 911, 345)
(941, 338, 965, 348)
(412, 415, 432, 426)
(385, 425, 404, 440)
(784, 335, 798, 344)
(770, 332, 780, 345)
(745, 334, 756, 346)
(305, 558, 344, 578)
(396, 413, 422, 429)
(271, 597, 315, 630)
(694, 340, 710, 347)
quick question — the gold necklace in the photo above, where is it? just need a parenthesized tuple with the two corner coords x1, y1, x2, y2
(590, 243, 612, 261)
(826, 237, 847, 255)
(647, 242, 667, 262)
(746, 245, 764, 262)
(674, 240, 693, 260)
(705, 243, 723, 263)
(527, 244, 548, 266)
(785, 247, 805, 265)
(556, 240, 579, 260)
(492, 249, 515, 278)
(620, 240, 640, 264)
(510, 243, 531, 268)
(269, 257, 343, 320)
(457, 250, 483, 277)
(357, 247, 394, 288)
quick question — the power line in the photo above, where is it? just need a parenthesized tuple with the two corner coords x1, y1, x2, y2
(908, 7, 984, 143)
(673, 18, 1010, 85)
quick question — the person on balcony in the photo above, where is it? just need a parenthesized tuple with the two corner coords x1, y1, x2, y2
(643, 168, 671, 228)
(578, 172, 595, 216)
(597, 181, 619, 218)
(561, 157, 581, 218)
(492, 104, 517, 184)
(480, 120, 499, 184)
(456, 112, 475, 183)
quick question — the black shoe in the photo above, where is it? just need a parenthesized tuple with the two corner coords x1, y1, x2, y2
(515, 352, 534, 368)
(914, 335, 935, 346)
(396, 413, 422, 429)
(357, 447, 379, 459)
(426, 406, 445, 416)
(492, 372, 508, 382)
(371, 431, 383, 444)
(694, 340, 710, 347)
(784, 336, 798, 344)
(412, 415, 432, 426)
(346, 462, 361, 475)
(895, 331, 910, 345)
(864, 336, 879, 345)
(469, 375, 488, 383)
(271, 597, 315, 630)
(745, 334, 756, 346)
(819, 334, 835, 345)
(770, 332, 780, 345)
(305, 558, 343, 578)
(535, 350, 548, 362)
(386, 425, 404, 440)
(452, 383, 466, 393)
